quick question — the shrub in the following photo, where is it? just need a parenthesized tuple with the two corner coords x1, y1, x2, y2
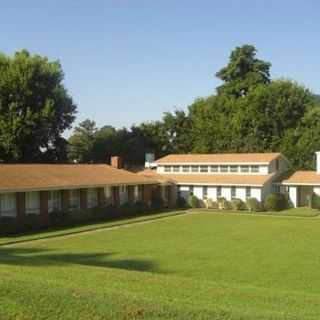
(23, 214, 42, 230)
(176, 196, 187, 208)
(246, 197, 263, 212)
(188, 195, 200, 208)
(134, 200, 148, 214)
(264, 193, 289, 211)
(0, 217, 19, 235)
(231, 198, 245, 210)
(119, 202, 134, 216)
(204, 198, 219, 209)
(151, 191, 164, 210)
(217, 197, 232, 210)
(311, 193, 320, 209)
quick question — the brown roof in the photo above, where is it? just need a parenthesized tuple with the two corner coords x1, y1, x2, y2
(156, 153, 282, 164)
(137, 169, 175, 185)
(143, 173, 274, 186)
(282, 171, 320, 185)
(0, 164, 157, 193)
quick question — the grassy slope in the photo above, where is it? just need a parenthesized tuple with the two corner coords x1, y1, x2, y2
(1, 212, 320, 319)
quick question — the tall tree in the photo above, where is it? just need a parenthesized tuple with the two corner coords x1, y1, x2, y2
(68, 119, 97, 163)
(216, 44, 271, 97)
(0, 50, 77, 162)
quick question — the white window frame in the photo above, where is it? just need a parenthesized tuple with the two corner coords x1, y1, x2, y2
(173, 165, 180, 173)
(210, 165, 218, 172)
(220, 165, 228, 173)
(0, 193, 17, 217)
(182, 165, 190, 172)
(240, 165, 249, 173)
(69, 189, 80, 210)
(48, 191, 61, 213)
(230, 166, 238, 173)
(251, 165, 259, 173)
(164, 166, 172, 172)
(200, 165, 208, 173)
(25, 191, 40, 215)
(191, 166, 199, 173)
(246, 187, 251, 198)
(87, 188, 98, 209)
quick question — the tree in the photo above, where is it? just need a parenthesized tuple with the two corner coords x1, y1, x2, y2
(216, 44, 271, 97)
(0, 50, 77, 162)
(68, 119, 97, 163)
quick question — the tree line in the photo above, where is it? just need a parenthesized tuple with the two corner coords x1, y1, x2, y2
(1, 45, 320, 169)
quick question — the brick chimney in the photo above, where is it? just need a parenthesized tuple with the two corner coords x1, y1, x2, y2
(111, 156, 123, 169)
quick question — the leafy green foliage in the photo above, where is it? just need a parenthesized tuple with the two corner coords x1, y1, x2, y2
(264, 193, 290, 211)
(246, 197, 263, 212)
(188, 195, 200, 208)
(217, 197, 232, 210)
(0, 50, 76, 162)
(311, 193, 320, 209)
(231, 198, 246, 210)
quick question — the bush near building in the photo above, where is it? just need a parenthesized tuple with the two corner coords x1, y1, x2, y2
(231, 198, 246, 210)
(311, 193, 320, 209)
(264, 193, 290, 211)
(246, 197, 263, 212)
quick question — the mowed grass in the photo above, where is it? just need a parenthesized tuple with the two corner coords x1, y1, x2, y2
(1, 211, 320, 319)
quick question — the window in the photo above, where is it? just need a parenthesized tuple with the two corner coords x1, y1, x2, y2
(104, 186, 111, 199)
(203, 186, 208, 199)
(240, 165, 249, 173)
(164, 166, 172, 172)
(134, 186, 140, 200)
(182, 165, 190, 172)
(230, 166, 238, 173)
(120, 185, 127, 193)
(231, 187, 236, 199)
(220, 165, 228, 173)
(0, 193, 16, 217)
(217, 186, 222, 197)
(273, 184, 281, 194)
(246, 187, 251, 198)
(173, 165, 180, 172)
(87, 189, 98, 208)
(251, 165, 259, 173)
(25, 192, 40, 214)
(210, 165, 218, 172)
(191, 166, 199, 173)
(200, 165, 208, 173)
(69, 189, 80, 209)
(48, 191, 61, 213)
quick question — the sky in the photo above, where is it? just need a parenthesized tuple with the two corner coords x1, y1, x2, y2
(1, 0, 320, 134)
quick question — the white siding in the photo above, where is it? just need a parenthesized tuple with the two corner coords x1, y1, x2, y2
(221, 187, 231, 200)
(289, 186, 297, 208)
(157, 166, 165, 174)
(193, 187, 203, 199)
(251, 188, 261, 201)
(314, 187, 320, 196)
(235, 187, 246, 201)
(259, 166, 269, 174)
(207, 187, 217, 200)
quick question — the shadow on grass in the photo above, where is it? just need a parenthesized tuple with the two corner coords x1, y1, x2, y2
(0, 247, 160, 273)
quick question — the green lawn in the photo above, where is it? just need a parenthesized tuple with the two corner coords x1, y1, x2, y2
(1, 210, 320, 319)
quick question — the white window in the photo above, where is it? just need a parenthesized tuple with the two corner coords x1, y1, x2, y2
(210, 165, 218, 172)
(134, 186, 140, 200)
(203, 186, 208, 199)
(246, 187, 251, 198)
(87, 189, 98, 208)
(231, 187, 236, 199)
(104, 186, 111, 198)
(69, 189, 80, 209)
(251, 165, 259, 173)
(230, 166, 238, 173)
(217, 186, 222, 197)
(0, 193, 16, 217)
(182, 165, 190, 172)
(119, 185, 128, 204)
(191, 166, 199, 172)
(200, 166, 208, 173)
(173, 165, 180, 172)
(48, 191, 61, 213)
(220, 165, 228, 173)
(164, 166, 172, 172)
(25, 192, 40, 214)
(240, 165, 249, 173)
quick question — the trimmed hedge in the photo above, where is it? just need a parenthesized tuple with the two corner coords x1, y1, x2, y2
(311, 193, 320, 209)
(188, 195, 200, 208)
(264, 193, 290, 211)
(246, 197, 263, 212)
(231, 198, 246, 210)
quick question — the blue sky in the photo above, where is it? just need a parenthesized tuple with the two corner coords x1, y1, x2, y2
(1, 0, 319, 133)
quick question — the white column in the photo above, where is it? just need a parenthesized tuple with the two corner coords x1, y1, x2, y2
(289, 186, 298, 208)
(316, 152, 320, 173)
